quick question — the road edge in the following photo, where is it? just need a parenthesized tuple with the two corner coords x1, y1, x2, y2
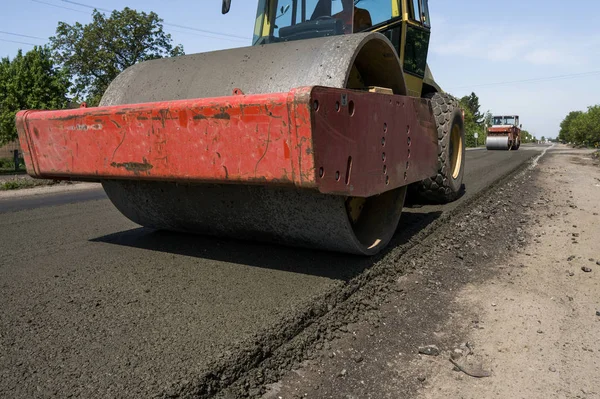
(176, 152, 546, 397)
(0, 182, 101, 200)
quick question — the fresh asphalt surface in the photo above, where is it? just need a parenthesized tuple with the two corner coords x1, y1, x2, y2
(0, 187, 107, 214)
(0, 145, 546, 397)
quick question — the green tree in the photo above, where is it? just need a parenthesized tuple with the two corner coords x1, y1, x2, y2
(460, 102, 476, 148)
(558, 111, 583, 143)
(558, 106, 600, 146)
(570, 106, 600, 146)
(520, 130, 534, 143)
(585, 105, 600, 146)
(458, 94, 487, 148)
(0, 46, 70, 145)
(459, 92, 483, 124)
(483, 110, 492, 127)
(50, 7, 184, 106)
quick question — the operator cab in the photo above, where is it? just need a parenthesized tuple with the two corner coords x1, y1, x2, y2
(223, 0, 435, 97)
(492, 115, 520, 127)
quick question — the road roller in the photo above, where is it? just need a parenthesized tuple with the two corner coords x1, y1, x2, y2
(15, 0, 465, 255)
(486, 115, 521, 150)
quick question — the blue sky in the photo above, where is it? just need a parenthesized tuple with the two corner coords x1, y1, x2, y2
(2, 0, 599, 138)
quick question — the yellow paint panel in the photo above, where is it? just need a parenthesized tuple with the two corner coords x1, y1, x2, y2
(392, 0, 401, 18)
(258, 1, 276, 39)
(254, 14, 264, 38)
(404, 74, 424, 98)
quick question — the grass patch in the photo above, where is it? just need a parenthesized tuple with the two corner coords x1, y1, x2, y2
(0, 179, 62, 191)
(1, 181, 23, 190)
(0, 157, 26, 173)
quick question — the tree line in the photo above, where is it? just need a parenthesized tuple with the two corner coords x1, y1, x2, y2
(0, 7, 183, 145)
(558, 106, 600, 147)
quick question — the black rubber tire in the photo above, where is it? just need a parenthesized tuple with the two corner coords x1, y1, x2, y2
(511, 139, 520, 150)
(412, 92, 465, 203)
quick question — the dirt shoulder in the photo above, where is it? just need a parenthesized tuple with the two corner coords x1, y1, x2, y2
(0, 173, 99, 198)
(416, 146, 600, 398)
(262, 145, 600, 399)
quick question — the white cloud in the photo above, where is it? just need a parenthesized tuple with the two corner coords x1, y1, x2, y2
(429, 16, 598, 67)
(524, 49, 563, 65)
(485, 36, 532, 62)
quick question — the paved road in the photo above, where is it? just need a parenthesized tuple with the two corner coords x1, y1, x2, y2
(0, 186, 106, 214)
(0, 145, 546, 398)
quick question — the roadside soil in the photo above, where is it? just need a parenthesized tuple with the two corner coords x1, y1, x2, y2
(261, 146, 600, 399)
(0, 172, 97, 197)
(0, 173, 67, 190)
(0, 173, 39, 183)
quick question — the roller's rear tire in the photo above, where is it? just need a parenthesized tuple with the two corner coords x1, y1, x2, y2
(412, 92, 465, 203)
(511, 139, 521, 150)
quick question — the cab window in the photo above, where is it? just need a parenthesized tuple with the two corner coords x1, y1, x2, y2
(404, 0, 431, 77)
(273, 1, 294, 38)
(409, 0, 430, 26)
(302, 0, 344, 20)
(410, 0, 420, 21)
(301, 0, 393, 30)
(254, 0, 395, 45)
(421, 0, 430, 27)
(353, 0, 394, 28)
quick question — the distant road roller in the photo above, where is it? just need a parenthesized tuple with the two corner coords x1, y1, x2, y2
(486, 115, 521, 150)
(15, 0, 465, 255)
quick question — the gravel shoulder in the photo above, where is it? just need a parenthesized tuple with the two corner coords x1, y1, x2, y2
(0, 170, 100, 198)
(263, 145, 600, 398)
(0, 182, 100, 198)
(416, 146, 600, 399)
